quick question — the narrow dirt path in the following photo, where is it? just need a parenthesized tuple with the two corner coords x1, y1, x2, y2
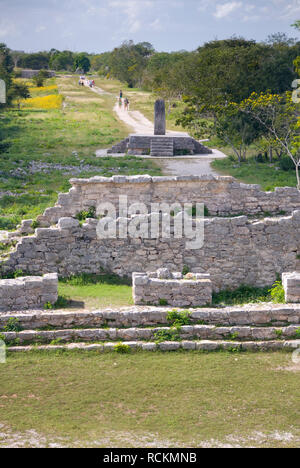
(85, 82, 227, 176)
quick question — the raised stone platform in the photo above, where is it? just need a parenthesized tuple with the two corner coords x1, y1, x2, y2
(133, 269, 212, 307)
(108, 134, 212, 156)
(283, 272, 300, 303)
(0, 273, 58, 311)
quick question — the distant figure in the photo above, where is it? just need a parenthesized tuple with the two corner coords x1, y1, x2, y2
(119, 90, 123, 99)
(124, 97, 129, 111)
(119, 97, 123, 108)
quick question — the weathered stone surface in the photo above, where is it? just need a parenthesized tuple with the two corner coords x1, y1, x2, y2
(6, 339, 300, 353)
(133, 270, 212, 306)
(283, 272, 300, 303)
(1, 175, 300, 293)
(1, 304, 300, 330)
(0, 273, 58, 311)
(154, 99, 166, 135)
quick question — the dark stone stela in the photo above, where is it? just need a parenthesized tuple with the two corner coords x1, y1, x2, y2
(154, 99, 166, 135)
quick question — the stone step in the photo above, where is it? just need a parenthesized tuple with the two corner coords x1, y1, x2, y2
(6, 339, 300, 353)
(2, 325, 300, 346)
(1, 305, 300, 330)
(150, 138, 174, 157)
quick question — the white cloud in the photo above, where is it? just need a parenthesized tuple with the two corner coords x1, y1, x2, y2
(0, 21, 17, 39)
(35, 25, 46, 33)
(150, 18, 163, 31)
(214, 1, 242, 19)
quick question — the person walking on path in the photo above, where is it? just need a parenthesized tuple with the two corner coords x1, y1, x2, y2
(124, 97, 129, 111)
(119, 90, 123, 99)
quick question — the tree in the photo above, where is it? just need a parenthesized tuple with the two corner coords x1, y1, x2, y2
(240, 92, 300, 189)
(74, 53, 91, 73)
(32, 69, 49, 87)
(49, 51, 74, 71)
(8, 82, 30, 109)
(265, 32, 297, 46)
(20, 52, 50, 69)
(108, 41, 155, 88)
(177, 98, 260, 163)
(10, 50, 25, 68)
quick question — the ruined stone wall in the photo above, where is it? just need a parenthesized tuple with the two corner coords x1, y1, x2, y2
(0, 273, 58, 311)
(2, 212, 300, 292)
(35, 175, 300, 227)
(133, 270, 212, 307)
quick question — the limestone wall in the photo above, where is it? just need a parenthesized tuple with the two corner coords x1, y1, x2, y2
(133, 270, 212, 307)
(35, 175, 300, 227)
(0, 273, 58, 311)
(2, 212, 300, 292)
(283, 272, 300, 303)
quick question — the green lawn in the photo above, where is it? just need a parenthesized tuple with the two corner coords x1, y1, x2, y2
(0, 351, 299, 447)
(58, 274, 133, 309)
(0, 76, 161, 230)
(212, 157, 297, 191)
(95, 77, 187, 133)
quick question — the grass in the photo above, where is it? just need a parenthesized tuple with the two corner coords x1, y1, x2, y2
(212, 284, 273, 306)
(0, 351, 299, 447)
(0, 75, 161, 230)
(95, 77, 187, 132)
(58, 273, 133, 309)
(55, 276, 282, 311)
(211, 154, 297, 191)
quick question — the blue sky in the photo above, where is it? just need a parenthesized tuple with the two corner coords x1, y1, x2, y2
(0, 0, 300, 53)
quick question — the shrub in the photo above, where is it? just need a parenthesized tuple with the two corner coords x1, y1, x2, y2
(114, 343, 131, 354)
(159, 298, 168, 306)
(279, 157, 295, 172)
(75, 206, 96, 221)
(294, 328, 300, 339)
(167, 310, 191, 326)
(182, 265, 190, 276)
(31, 220, 40, 229)
(54, 295, 70, 309)
(3, 317, 23, 332)
(44, 301, 54, 310)
(269, 281, 285, 304)
(153, 329, 175, 343)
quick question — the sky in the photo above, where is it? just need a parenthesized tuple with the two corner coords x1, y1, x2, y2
(0, 0, 300, 53)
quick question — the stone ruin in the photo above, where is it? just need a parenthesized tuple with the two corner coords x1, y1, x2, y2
(0, 175, 300, 313)
(282, 272, 300, 303)
(0, 273, 58, 311)
(133, 269, 212, 307)
(108, 99, 212, 156)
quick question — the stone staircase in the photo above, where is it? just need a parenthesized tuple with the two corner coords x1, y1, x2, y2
(150, 138, 174, 157)
(1, 305, 300, 353)
(107, 137, 129, 154)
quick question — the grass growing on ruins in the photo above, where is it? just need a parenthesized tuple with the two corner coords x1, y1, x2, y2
(0, 351, 299, 448)
(212, 284, 272, 306)
(58, 273, 133, 309)
(0, 76, 161, 230)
